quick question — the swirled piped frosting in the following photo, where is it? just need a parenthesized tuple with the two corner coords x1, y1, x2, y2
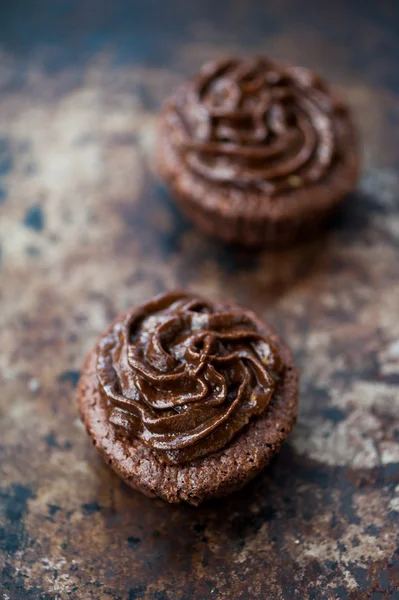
(166, 56, 349, 195)
(97, 291, 283, 464)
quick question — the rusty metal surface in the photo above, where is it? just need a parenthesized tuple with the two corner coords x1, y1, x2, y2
(0, 1, 399, 598)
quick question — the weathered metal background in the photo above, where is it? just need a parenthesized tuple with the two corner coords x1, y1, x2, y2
(0, 1, 398, 598)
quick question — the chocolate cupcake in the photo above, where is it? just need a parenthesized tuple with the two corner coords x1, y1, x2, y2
(157, 56, 359, 246)
(78, 291, 298, 505)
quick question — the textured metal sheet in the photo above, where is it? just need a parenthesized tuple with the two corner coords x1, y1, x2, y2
(0, 1, 398, 598)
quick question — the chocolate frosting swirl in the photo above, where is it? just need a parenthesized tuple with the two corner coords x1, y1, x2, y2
(97, 291, 282, 464)
(166, 56, 348, 195)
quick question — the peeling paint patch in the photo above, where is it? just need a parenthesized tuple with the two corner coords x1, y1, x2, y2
(23, 205, 44, 231)
(0, 484, 35, 556)
(81, 502, 101, 515)
(58, 369, 81, 387)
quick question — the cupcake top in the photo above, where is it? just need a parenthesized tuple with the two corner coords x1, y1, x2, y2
(164, 56, 353, 196)
(96, 291, 283, 464)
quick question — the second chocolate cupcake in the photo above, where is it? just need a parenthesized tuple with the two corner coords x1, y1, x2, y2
(157, 56, 359, 246)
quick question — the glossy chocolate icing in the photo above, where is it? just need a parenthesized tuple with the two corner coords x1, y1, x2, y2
(96, 291, 283, 464)
(166, 56, 347, 194)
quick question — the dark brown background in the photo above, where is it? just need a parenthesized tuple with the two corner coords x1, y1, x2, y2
(0, 1, 399, 598)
